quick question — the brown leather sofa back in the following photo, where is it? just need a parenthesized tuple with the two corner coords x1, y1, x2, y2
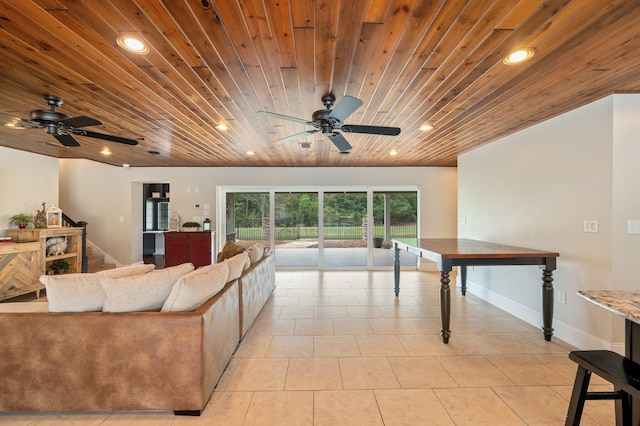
(0, 278, 240, 413)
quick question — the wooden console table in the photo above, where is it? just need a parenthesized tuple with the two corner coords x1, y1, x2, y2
(0, 242, 42, 301)
(393, 238, 559, 343)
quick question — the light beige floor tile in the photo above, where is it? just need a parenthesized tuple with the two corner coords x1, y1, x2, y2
(313, 288, 342, 297)
(356, 335, 408, 356)
(189, 391, 252, 425)
(388, 356, 458, 388)
(339, 357, 401, 389)
(486, 354, 571, 386)
(314, 390, 384, 426)
(376, 304, 420, 318)
(492, 385, 577, 425)
(266, 335, 314, 357)
(346, 306, 383, 318)
(332, 318, 374, 335)
(313, 306, 349, 319)
(446, 333, 502, 355)
(244, 391, 313, 425)
(224, 358, 289, 391)
(314, 335, 361, 357)
(293, 318, 334, 335)
(285, 357, 342, 390)
(234, 334, 272, 358)
(247, 319, 295, 336)
(328, 295, 361, 306)
(375, 389, 455, 425)
(404, 317, 442, 334)
(268, 295, 300, 306)
(397, 334, 456, 356)
(0, 413, 40, 426)
(437, 355, 515, 387)
(368, 318, 414, 334)
(102, 411, 175, 425)
(298, 296, 330, 306)
(434, 387, 527, 425)
(279, 306, 315, 319)
(284, 288, 315, 297)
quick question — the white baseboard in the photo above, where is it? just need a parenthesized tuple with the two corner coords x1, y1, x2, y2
(460, 277, 620, 352)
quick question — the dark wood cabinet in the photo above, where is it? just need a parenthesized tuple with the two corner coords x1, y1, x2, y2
(164, 231, 215, 268)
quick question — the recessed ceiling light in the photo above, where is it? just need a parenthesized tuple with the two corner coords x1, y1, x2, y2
(246, 151, 255, 155)
(100, 148, 112, 156)
(420, 124, 434, 131)
(117, 35, 149, 54)
(216, 123, 229, 131)
(389, 149, 398, 156)
(122, 163, 130, 168)
(503, 48, 535, 65)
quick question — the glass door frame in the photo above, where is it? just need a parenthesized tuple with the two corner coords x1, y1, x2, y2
(217, 185, 419, 270)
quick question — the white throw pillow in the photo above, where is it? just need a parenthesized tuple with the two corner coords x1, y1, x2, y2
(101, 263, 194, 312)
(97, 263, 156, 278)
(162, 262, 229, 312)
(41, 273, 104, 312)
(223, 251, 248, 282)
(41, 263, 157, 312)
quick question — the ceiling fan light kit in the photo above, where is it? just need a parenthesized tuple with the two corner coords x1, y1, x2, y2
(258, 94, 401, 153)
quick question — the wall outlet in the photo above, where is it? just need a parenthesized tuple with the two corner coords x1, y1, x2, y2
(583, 220, 599, 233)
(194, 203, 201, 209)
(558, 291, 566, 304)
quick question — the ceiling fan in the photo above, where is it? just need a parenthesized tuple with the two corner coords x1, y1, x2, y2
(258, 94, 400, 153)
(3, 95, 138, 147)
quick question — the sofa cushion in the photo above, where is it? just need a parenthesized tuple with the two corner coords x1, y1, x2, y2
(223, 251, 248, 282)
(101, 263, 194, 312)
(41, 263, 157, 312)
(161, 262, 229, 312)
(217, 240, 247, 263)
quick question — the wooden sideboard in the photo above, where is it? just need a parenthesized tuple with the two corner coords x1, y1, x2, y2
(0, 242, 42, 301)
(164, 231, 215, 268)
(1, 228, 83, 301)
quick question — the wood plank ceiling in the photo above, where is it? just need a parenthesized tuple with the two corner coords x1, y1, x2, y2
(0, 0, 639, 168)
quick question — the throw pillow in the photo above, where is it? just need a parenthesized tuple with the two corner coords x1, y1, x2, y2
(41, 273, 105, 312)
(162, 262, 229, 312)
(217, 240, 246, 263)
(97, 263, 155, 278)
(223, 251, 248, 282)
(101, 263, 194, 312)
(247, 242, 264, 265)
(41, 263, 157, 312)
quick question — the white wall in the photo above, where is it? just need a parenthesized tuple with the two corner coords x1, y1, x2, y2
(459, 94, 640, 350)
(59, 162, 457, 265)
(0, 147, 59, 235)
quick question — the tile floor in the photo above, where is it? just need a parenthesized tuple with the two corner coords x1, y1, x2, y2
(1, 270, 617, 425)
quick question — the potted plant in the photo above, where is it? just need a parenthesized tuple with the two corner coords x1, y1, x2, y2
(182, 221, 201, 232)
(48, 259, 70, 275)
(9, 213, 33, 229)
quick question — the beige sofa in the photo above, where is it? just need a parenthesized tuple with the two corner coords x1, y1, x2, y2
(0, 251, 275, 415)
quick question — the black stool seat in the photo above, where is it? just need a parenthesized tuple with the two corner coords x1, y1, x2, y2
(566, 350, 640, 425)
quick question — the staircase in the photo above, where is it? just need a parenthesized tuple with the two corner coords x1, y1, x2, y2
(86, 246, 116, 273)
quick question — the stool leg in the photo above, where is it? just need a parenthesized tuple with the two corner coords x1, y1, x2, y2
(566, 366, 591, 426)
(617, 389, 631, 426)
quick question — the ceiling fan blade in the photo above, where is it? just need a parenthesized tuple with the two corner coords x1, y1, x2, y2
(340, 124, 401, 136)
(276, 130, 319, 143)
(329, 96, 363, 122)
(58, 116, 102, 128)
(325, 132, 352, 152)
(53, 132, 81, 147)
(258, 110, 312, 125)
(72, 129, 139, 145)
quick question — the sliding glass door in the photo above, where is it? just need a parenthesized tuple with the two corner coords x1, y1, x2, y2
(222, 187, 418, 269)
(273, 192, 319, 267)
(322, 191, 367, 267)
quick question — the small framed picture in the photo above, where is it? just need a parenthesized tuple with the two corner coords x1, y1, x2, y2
(46, 206, 62, 228)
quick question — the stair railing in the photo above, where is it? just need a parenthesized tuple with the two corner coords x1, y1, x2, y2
(62, 213, 88, 273)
